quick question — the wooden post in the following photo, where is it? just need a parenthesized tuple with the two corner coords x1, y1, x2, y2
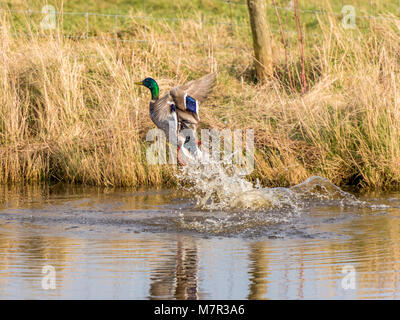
(247, 0, 274, 82)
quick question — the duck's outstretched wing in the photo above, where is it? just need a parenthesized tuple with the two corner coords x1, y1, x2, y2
(179, 72, 217, 103)
(149, 93, 175, 124)
(169, 73, 217, 123)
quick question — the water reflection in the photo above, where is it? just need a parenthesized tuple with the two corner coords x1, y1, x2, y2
(149, 236, 199, 300)
(247, 242, 269, 300)
(327, 214, 400, 299)
(0, 185, 399, 299)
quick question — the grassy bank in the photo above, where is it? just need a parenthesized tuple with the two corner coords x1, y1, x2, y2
(1, 1, 400, 190)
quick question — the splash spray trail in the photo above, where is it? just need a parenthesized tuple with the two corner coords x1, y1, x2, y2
(176, 159, 364, 212)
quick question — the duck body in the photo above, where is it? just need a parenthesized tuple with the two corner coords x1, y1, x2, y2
(137, 73, 216, 164)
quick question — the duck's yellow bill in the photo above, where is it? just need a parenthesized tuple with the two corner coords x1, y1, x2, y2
(134, 81, 143, 85)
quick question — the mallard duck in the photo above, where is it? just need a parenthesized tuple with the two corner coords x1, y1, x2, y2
(135, 73, 216, 165)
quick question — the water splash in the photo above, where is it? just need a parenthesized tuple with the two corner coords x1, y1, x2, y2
(173, 159, 373, 235)
(289, 176, 364, 206)
(176, 160, 363, 212)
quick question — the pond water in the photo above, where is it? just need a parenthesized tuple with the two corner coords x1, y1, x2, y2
(0, 170, 400, 299)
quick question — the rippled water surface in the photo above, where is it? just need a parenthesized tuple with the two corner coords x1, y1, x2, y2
(0, 178, 400, 299)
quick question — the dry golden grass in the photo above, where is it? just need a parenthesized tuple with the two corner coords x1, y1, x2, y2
(1, 9, 400, 190)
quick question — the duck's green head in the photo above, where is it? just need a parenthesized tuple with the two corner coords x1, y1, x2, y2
(135, 77, 159, 100)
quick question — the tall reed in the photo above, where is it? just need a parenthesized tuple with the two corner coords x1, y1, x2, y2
(1, 8, 400, 190)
